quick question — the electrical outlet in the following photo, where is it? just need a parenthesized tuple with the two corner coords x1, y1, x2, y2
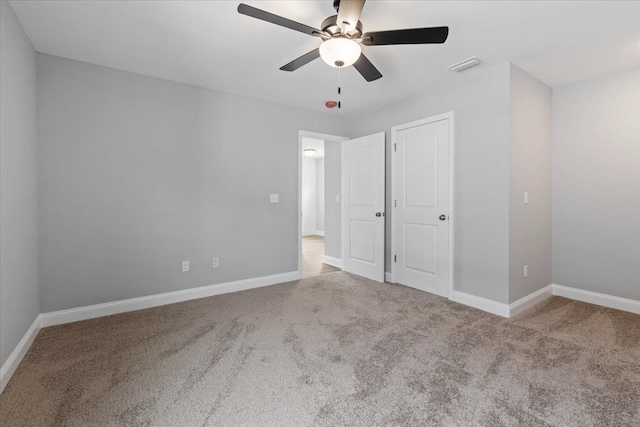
(524, 265, 528, 278)
(182, 261, 190, 272)
(270, 194, 279, 203)
(212, 258, 219, 268)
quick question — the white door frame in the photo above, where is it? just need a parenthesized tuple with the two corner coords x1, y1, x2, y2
(298, 130, 349, 277)
(390, 112, 455, 296)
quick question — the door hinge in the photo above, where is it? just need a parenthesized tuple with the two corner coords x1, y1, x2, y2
(394, 255, 397, 263)
(394, 199, 397, 207)
(394, 143, 397, 152)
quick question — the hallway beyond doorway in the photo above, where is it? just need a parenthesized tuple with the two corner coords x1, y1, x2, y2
(302, 235, 340, 278)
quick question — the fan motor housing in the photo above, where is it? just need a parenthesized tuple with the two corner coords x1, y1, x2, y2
(321, 15, 363, 38)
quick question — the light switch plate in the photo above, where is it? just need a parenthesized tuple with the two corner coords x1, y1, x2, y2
(270, 194, 279, 203)
(336, 195, 340, 202)
(524, 192, 529, 205)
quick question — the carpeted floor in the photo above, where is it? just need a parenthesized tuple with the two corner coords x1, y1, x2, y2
(1, 272, 639, 426)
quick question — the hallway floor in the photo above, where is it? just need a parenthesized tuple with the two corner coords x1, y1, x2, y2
(302, 235, 340, 278)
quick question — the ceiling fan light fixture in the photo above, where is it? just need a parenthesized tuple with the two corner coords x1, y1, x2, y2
(319, 37, 362, 68)
(303, 148, 317, 157)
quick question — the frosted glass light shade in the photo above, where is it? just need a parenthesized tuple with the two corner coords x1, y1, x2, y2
(319, 37, 362, 68)
(303, 148, 316, 157)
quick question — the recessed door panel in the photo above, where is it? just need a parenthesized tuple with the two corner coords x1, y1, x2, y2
(350, 220, 375, 263)
(404, 223, 437, 275)
(350, 145, 375, 207)
(404, 133, 437, 208)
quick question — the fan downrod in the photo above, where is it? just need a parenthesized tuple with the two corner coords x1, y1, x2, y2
(321, 15, 363, 38)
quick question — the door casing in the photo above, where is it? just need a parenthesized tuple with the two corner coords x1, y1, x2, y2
(390, 112, 455, 296)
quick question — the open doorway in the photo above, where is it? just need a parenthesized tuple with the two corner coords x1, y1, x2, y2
(302, 137, 338, 278)
(298, 131, 348, 278)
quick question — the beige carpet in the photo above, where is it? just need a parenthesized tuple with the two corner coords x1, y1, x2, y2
(1, 272, 639, 426)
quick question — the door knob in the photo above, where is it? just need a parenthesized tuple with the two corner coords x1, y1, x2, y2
(439, 214, 447, 221)
(376, 212, 383, 217)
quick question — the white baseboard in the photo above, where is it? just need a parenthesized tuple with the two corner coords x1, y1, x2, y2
(552, 284, 640, 315)
(40, 271, 301, 328)
(1, 316, 41, 394)
(385, 272, 394, 283)
(450, 283, 639, 318)
(448, 286, 553, 318)
(449, 290, 510, 317)
(302, 231, 324, 237)
(315, 230, 325, 236)
(509, 284, 554, 317)
(322, 255, 342, 269)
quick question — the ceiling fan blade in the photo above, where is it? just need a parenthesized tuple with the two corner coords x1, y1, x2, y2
(336, 0, 366, 33)
(353, 53, 382, 82)
(362, 27, 449, 46)
(238, 3, 323, 37)
(280, 49, 321, 72)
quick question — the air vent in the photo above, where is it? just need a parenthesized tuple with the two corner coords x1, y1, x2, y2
(446, 56, 482, 73)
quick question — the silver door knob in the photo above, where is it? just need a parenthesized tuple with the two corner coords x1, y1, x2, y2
(376, 212, 383, 217)
(439, 214, 447, 221)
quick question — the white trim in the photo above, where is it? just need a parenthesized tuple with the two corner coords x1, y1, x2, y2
(390, 112, 455, 294)
(449, 283, 640, 318)
(450, 285, 554, 318)
(40, 271, 300, 328)
(449, 290, 510, 317)
(302, 230, 324, 237)
(0, 316, 41, 394)
(509, 285, 553, 317)
(552, 284, 640, 315)
(341, 141, 345, 276)
(385, 272, 394, 283)
(449, 285, 553, 318)
(298, 131, 349, 278)
(315, 230, 325, 236)
(322, 255, 343, 269)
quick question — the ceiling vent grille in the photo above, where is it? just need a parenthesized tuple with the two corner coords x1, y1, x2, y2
(446, 56, 482, 73)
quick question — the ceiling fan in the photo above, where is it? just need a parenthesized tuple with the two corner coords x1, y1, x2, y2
(238, 0, 449, 82)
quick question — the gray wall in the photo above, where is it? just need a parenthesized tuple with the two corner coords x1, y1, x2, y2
(37, 53, 346, 312)
(348, 63, 512, 303)
(0, 0, 40, 368)
(301, 156, 318, 234)
(323, 141, 342, 260)
(316, 158, 325, 233)
(552, 67, 640, 301)
(508, 65, 552, 303)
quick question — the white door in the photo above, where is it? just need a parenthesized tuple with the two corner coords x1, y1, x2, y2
(394, 118, 450, 297)
(342, 132, 385, 282)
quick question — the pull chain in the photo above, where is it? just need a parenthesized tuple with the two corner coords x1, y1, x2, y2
(338, 69, 342, 109)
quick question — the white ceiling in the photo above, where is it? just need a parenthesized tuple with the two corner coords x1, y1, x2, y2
(302, 137, 325, 158)
(10, 1, 640, 114)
